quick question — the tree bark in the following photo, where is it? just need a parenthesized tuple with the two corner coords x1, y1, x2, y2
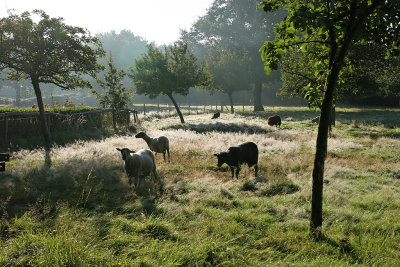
(167, 94, 185, 123)
(310, 68, 337, 239)
(253, 77, 264, 111)
(31, 77, 52, 166)
(112, 108, 117, 130)
(228, 92, 234, 114)
(16, 85, 21, 107)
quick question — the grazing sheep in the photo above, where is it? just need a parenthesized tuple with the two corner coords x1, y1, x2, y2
(135, 132, 170, 162)
(211, 112, 220, 119)
(116, 148, 158, 187)
(214, 142, 258, 179)
(267, 114, 281, 127)
(311, 116, 320, 123)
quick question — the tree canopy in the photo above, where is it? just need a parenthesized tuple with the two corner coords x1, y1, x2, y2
(129, 42, 211, 123)
(259, 0, 400, 238)
(204, 52, 251, 113)
(181, 0, 285, 111)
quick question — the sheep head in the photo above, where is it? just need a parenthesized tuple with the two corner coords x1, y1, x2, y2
(116, 148, 135, 160)
(214, 152, 231, 167)
(135, 132, 146, 139)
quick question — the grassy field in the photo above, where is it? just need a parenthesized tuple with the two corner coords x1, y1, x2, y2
(1, 106, 400, 266)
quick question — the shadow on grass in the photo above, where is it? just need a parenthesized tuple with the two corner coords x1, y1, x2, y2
(319, 235, 363, 265)
(0, 128, 114, 151)
(162, 122, 271, 134)
(237, 109, 318, 121)
(0, 156, 163, 223)
(238, 108, 400, 129)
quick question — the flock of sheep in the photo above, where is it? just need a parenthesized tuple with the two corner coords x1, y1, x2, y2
(116, 114, 282, 189)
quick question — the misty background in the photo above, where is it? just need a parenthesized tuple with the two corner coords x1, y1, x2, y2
(0, 0, 399, 109)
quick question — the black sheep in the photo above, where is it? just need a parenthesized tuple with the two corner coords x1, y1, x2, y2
(214, 142, 258, 179)
(211, 112, 220, 119)
(267, 114, 281, 127)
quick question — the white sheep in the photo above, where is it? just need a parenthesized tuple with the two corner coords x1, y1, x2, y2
(135, 132, 170, 162)
(116, 148, 158, 187)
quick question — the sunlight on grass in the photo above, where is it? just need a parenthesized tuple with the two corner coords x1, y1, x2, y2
(1, 107, 400, 265)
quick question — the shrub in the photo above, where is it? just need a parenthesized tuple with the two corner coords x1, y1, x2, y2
(260, 179, 300, 197)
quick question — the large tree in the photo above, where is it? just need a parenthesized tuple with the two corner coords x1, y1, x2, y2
(204, 52, 251, 113)
(181, 0, 285, 111)
(97, 30, 148, 69)
(129, 42, 211, 123)
(0, 10, 104, 165)
(259, 0, 400, 238)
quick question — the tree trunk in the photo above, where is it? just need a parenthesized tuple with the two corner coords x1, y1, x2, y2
(253, 78, 264, 111)
(112, 108, 117, 130)
(228, 92, 234, 114)
(16, 86, 21, 107)
(310, 63, 340, 239)
(331, 104, 336, 126)
(31, 77, 52, 166)
(167, 94, 185, 123)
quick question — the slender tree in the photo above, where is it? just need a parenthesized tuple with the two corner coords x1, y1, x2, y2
(129, 42, 211, 123)
(204, 52, 251, 113)
(259, 0, 400, 238)
(0, 10, 104, 165)
(93, 52, 132, 130)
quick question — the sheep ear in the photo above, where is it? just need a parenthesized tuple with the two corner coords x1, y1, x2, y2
(129, 149, 135, 153)
(213, 153, 219, 157)
(116, 148, 121, 151)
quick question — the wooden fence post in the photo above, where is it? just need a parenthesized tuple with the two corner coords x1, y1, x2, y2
(126, 109, 130, 127)
(5, 117, 8, 145)
(87, 114, 97, 128)
(144, 104, 146, 115)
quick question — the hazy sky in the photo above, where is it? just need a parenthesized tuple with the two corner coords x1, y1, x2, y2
(0, 0, 214, 45)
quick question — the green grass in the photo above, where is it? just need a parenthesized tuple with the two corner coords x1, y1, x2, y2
(1, 106, 400, 266)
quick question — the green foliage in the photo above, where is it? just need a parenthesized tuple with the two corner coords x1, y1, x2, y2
(93, 53, 132, 109)
(203, 52, 251, 112)
(129, 42, 211, 123)
(259, 0, 400, 109)
(182, 0, 285, 110)
(130, 42, 210, 99)
(0, 9, 105, 89)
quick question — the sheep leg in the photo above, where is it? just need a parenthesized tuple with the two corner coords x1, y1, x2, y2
(153, 164, 158, 181)
(254, 164, 258, 177)
(163, 151, 166, 162)
(134, 170, 140, 188)
(230, 167, 235, 179)
(167, 147, 170, 163)
(235, 167, 241, 179)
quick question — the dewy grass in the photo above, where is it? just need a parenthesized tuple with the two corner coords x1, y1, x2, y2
(1, 107, 400, 265)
